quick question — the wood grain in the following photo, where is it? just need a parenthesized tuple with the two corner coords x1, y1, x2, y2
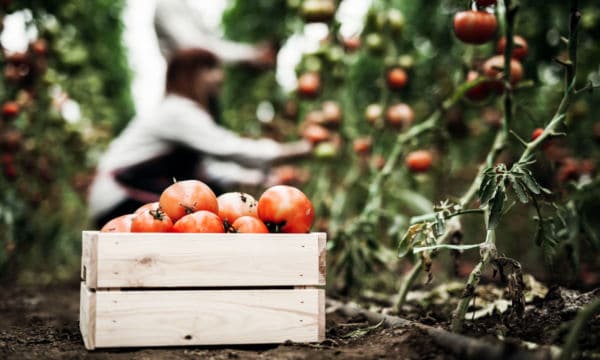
(86, 232, 326, 288)
(79, 283, 96, 350)
(92, 288, 324, 347)
(81, 231, 98, 288)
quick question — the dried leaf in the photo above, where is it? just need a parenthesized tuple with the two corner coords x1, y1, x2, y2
(488, 189, 505, 229)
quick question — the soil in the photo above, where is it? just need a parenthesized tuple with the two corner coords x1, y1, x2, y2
(0, 282, 598, 359)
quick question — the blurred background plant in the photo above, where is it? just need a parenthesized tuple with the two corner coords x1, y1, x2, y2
(1, 0, 598, 295)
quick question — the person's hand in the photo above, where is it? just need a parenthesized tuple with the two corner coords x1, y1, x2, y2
(249, 43, 276, 69)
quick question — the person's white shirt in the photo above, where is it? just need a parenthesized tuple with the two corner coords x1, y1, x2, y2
(154, 0, 260, 63)
(88, 94, 309, 219)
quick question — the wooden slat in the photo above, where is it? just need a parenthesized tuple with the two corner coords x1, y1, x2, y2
(92, 288, 324, 347)
(86, 232, 326, 288)
(81, 231, 98, 289)
(79, 283, 96, 350)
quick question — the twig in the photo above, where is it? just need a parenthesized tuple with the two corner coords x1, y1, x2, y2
(327, 298, 554, 360)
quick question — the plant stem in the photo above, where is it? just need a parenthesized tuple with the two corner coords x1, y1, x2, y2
(451, 229, 496, 332)
(395, 257, 422, 311)
(559, 297, 600, 360)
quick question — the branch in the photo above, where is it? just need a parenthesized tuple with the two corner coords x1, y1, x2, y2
(327, 298, 554, 360)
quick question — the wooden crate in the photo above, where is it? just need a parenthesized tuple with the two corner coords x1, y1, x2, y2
(79, 231, 326, 349)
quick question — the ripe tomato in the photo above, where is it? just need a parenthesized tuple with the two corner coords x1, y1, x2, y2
(465, 70, 491, 102)
(531, 128, 544, 141)
(483, 55, 524, 86)
(386, 103, 415, 128)
(302, 124, 331, 144)
(322, 101, 342, 125)
(173, 210, 225, 233)
(2, 101, 20, 118)
(406, 150, 433, 173)
(475, 0, 496, 6)
(297, 72, 321, 97)
(31, 39, 47, 55)
(231, 216, 269, 233)
(497, 35, 528, 60)
(353, 137, 372, 155)
(159, 180, 218, 221)
(556, 158, 580, 184)
(342, 36, 361, 51)
(387, 67, 408, 90)
(131, 208, 173, 232)
(134, 202, 160, 215)
(453, 11, 498, 45)
(217, 192, 258, 224)
(365, 104, 383, 124)
(258, 185, 314, 233)
(100, 214, 134, 232)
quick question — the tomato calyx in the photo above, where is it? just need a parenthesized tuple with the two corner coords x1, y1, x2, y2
(180, 202, 197, 215)
(149, 208, 167, 221)
(223, 219, 237, 233)
(264, 221, 286, 233)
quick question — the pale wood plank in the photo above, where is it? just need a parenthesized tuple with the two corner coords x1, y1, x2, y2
(81, 231, 98, 289)
(79, 282, 96, 350)
(318, 288, 326, 342)
(94, 289, 322, 347)
(90, 232, 325, 288)
(317, 232, 327, 286)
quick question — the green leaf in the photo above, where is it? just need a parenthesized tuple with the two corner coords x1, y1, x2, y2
(479, 174, 498, 207)
(398, 223, 424, 257)
(520, 170, 541, 195)
(413, 242, 483, 254)
(510, 177, 529, 204)
(488, 189, 505, 229)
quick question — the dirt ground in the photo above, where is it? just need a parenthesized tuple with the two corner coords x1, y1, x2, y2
(0, 282, 598, 359)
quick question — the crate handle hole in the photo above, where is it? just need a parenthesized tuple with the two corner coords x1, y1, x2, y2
(184, 335, 193, 340)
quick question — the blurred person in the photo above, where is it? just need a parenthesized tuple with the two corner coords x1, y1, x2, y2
(88, 49, 311, 228)
(154, 0, 274, 67)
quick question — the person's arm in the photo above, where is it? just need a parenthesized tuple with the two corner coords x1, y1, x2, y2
(200, 157, 267, 188)
(151, 97, 311, 168)
(154, 0, 261, 64)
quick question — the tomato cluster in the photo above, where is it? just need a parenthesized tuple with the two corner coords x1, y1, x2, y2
(100, 181, 315, 234)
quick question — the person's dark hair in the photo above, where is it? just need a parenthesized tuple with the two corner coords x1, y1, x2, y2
(165, 48, 219, 98)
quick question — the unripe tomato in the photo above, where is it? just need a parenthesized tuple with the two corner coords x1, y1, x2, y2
(313, 141, 338, 159)
(231, 216, 269, 233)
(483, 55, 524, 86)
(497, 35, 529, 60)
(322, 101, 342, 125)
(387, 67, 408, 90)
(406, 150, 433, 173)
(386, 103, 415, 128)
(387, 8, 405, 33)
(365, 104, 383, 124)
(101, 214, 134, 232)
(353, 137, 372, 155)
(531, 128, 544, 141)
(475, 0, 497, 7)
(301, 0, 336, 23)
(302, 123, 331, 144)
(453, 11, 498, 45)
(159, 180, 218, 221)
(217, 192, 258, 224)
(173, 210, 225, 233)
(2, 101, 20, 118)
(365, 33, 384, 53)
(297, 72, 321, 97)
(258, 185, 314, 233)
(465, 70, 491, 102)
(131, 208, 174, 232)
